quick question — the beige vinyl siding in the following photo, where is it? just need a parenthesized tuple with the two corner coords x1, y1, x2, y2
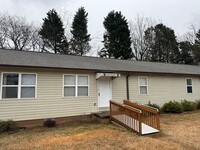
(112, 74, 127, 103)
(0, 67, 98, 121)
(129, 74, 200, 106)
(1, 66, 200, 121)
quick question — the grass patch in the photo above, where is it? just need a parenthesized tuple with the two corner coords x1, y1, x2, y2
(0, 112, 200, 150)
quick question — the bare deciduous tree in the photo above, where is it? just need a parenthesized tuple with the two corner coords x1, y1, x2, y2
(30, 27, 48, 52)
(0, 14, 8, 48)
(129, 14, 155, 61)
(0, 14, 39, 51)
(7, 16, 34, 50)
(181, 24, 199, 44)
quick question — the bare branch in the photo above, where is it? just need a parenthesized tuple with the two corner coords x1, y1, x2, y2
(0, 13, 9, 48)
(129, 14, 156, 61)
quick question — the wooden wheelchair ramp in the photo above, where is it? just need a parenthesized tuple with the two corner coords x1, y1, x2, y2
(110, 100, 160, 135)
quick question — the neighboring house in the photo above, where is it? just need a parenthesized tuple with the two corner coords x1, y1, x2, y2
(0, 49, 200, 123)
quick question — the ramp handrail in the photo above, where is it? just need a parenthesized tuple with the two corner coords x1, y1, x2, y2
(123, 100, 160, 130)
(110, 100, 142, 135)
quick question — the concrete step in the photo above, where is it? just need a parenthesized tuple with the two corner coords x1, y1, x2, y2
(93, 111, 110, 119)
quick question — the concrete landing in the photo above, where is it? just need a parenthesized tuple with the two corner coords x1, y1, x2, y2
(93, 111, 110, 119)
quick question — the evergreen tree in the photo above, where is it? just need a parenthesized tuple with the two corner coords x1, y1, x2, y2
(144, 23, 180, 63)
(39, 9, 68, 54)
(100, 11, 133, 59)
(70, 7, 91, 56)
(179, 41, 194, 64)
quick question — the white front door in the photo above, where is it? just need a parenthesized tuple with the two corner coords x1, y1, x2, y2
(98, 77, 112, 108)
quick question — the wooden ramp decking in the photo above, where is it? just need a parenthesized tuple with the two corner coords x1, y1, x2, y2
(110, 100, 160, 135)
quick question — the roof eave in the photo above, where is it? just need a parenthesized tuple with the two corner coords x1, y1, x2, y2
(0, 64, 200, 76)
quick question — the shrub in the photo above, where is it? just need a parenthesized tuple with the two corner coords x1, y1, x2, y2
(196, 100, 200, 109)
(43, 118, 56, 127)
(181, 100, 197, 111)
(146, 101, 161, 111)
(162, 101, 184, 113)
(0, 120, 17, 133)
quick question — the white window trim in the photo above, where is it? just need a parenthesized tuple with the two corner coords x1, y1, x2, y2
(63, 74, 89, 97)
(138, 76, 148, 95)
(186, 78, 193, 94)
(0, 72, 37, 100)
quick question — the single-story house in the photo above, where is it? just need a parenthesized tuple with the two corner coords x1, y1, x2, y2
(0, 49, 200, 124)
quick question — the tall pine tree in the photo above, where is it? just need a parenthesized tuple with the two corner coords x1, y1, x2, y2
(39, 9, 68, 54)
(100, 11, 133, 59)
(70, 7, 91, 56)
(144, 23, 180, 63)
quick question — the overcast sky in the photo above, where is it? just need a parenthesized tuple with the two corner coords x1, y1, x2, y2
(1, 0, 200, 55)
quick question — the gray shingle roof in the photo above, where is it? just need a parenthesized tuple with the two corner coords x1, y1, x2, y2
(0, 49, 200, 75)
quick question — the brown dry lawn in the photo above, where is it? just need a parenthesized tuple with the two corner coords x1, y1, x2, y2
(0, 111, 200, 150)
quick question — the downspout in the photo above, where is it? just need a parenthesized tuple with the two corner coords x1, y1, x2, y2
(126, 73, 131, 100)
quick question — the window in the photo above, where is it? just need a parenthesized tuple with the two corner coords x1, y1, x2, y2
(139, 77, 148, 95)
(1, 73, 36, 99)
(2, 73, 18, 98)
(21, 74, 36, 98)
(64, 75, 88, 97)
(64, 75, 76, 96)
(186, 79, 192, 93)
